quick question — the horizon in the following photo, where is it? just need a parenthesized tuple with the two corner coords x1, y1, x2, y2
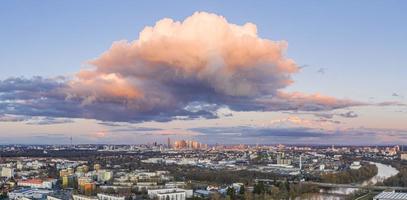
(0, 143, 406, 147)
(1, 1, 406, 145)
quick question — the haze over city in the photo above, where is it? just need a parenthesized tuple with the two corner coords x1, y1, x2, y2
(0, 1, 406, 145)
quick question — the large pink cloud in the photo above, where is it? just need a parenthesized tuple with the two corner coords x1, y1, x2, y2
(68, 12, 297, 102)
(0, 12, 363, 122)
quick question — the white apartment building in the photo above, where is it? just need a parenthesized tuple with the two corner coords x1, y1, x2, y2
(47, 196, 64, 200)
(97, 193, 125, 200)
(148, 188, 193, 200)
(72, 195, 98, 200)
(350, 161, 362, 170)
(156, 191, 185, 200)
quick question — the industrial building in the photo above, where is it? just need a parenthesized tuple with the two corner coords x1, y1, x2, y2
(373, 191, 407, 200)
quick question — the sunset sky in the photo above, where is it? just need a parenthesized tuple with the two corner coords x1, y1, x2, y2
(1, 1, 406, 145)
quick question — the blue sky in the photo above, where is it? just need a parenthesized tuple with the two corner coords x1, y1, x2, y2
(1, 1, 406, 100)
(0, 1, 406, 144)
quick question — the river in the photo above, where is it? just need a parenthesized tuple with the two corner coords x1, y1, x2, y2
(303, 161, 399, 200)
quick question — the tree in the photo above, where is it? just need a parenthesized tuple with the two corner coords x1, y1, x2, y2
(244, 191, 253, 200)
(210, 192, 222, 200)
(253, 182, 265, 194)
(239, 185, 245, 195)
(227, 187, 236, 199)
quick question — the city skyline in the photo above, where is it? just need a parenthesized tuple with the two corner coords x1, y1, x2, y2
(0, 1, 406, 145)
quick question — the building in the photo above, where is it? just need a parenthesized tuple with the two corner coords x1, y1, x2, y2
(62, 174, 76, 188)
(48, 196, 64, 200)
(71, 194, 125, 200)
(350, 161, 362, 170)
(148, 188, 193, 200)
(150, 190, 186, 200)
(8, 188, 52, 200)
(73, 195, 98, 200)
(165, 181, 186, 188)
(276, 154, 292, 165)
(77, 177, 96, 196)
(373, 191, 407, 200)
(173, 140, 205, 150)
(97, 193, 125, 200)
(76, 165, 90, 173)
(97, 170, 113, 182)
(1, 167, 15, 178)
(134, 182, 159, 190)
(47, 191, 72, 200)
(194, 190, 211, 198)
(94, 164, 101, 172)
(17, 178, 56, 189)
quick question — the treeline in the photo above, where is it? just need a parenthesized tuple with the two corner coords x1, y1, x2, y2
(199, 182, 319, 200)
(251, 182, 319, 200)
(319, 163, 377, 184)
(170, 167, 283, 185)
(382, 166, 407, 187)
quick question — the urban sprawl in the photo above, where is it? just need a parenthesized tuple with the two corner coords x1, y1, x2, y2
(1, 141, 407, 200)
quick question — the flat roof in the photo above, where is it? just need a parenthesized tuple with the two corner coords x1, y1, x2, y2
(374, 191, 407, 199)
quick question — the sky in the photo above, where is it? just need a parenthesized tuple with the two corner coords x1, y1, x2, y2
(0, 1, 406, 145)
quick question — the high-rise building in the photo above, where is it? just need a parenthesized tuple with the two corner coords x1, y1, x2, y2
(94, 164, 101, 172)
(78, 177, 96, 196)
(1, 167, 15, 178)
(173, 140, 206, 150)
(97, 170, 113, 182)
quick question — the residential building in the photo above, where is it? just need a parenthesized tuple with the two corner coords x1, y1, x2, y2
(8, 188, 52, 200)
(17, 178, 56, 189)
(148, 188, 193, 200)
(97, 193, 125, 200)
(1, 167, 15, 178)
(350, 161, 362, 170)
(73, 195, 98, 200)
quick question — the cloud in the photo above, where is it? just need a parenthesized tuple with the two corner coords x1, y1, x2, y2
(376, 101, 407, 107)
(191, 125, 407, 145)
(26, 117, 74, 125)
(317, 68, 326, 74)
(338, 111, 358, 118)
(190, 126, 326, 138)
(298, 64, 310, 70)
(142, 129, 201, 137)
(0, 113, 73, 125)
(392, 92, 404, 99)
(283, 110, 358, 119)
(0, 114, 29, 122)
(109, 127, 163, 133)
(0, 12, 370, 122)
(255, 92, 364, 112)
(92, 131, 108, 138)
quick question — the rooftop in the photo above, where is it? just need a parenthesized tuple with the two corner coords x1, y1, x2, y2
(374, 191, 407, 200)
